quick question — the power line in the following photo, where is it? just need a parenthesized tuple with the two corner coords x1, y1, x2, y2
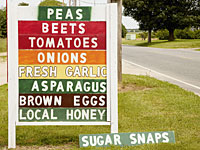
(80, 0, 107, 5)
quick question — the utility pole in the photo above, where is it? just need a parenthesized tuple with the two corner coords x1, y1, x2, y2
(69, 0, 71, 6)
(109, 0, 122, 83)
(74, 0, 77, 6)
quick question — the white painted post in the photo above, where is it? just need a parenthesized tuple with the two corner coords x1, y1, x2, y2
(106, 5, 111, 122)
(109, 4, 118, 133)
(8, 0, 18, 148)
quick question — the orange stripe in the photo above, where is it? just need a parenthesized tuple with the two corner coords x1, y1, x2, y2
(19, 50, 106, 65)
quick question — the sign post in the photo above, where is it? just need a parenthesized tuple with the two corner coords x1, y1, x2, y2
(107, 4, 118, 133)
(8, 0, 18, 148)
(8, 4, 118, 148)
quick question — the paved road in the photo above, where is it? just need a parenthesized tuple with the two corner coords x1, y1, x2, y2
(122, 45, 200, 96)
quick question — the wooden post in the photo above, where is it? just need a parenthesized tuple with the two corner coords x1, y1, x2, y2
(69, 0, 71, 6)
(74, 0, 77, 6)
(110, 0, 122, 83)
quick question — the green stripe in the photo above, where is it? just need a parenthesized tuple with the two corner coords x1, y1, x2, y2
(38, 6, 91, 21)
(19, 79, 106, 94)
(19, 108, 106, 122)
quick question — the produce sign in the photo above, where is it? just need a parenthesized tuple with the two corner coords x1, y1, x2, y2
(8, 4, 117, 148)
(18, 8, 107, 122)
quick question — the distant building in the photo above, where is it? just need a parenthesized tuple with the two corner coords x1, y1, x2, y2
(126, 33, 136, 40)
(127, 29, 141, 33)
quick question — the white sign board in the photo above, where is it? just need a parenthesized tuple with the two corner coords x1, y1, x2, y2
(8, 2, 118, 148)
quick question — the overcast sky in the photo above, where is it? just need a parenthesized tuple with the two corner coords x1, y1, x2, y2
(1, 0, 139, 29)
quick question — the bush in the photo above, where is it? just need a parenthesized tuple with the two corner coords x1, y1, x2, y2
(194, 30, 200, 39)
(18, 2, 29, 6)
(155, 29, 169, 40)
(175, 28, 195, 39)
(151, 32, 157, 38)
(122, 24, 127, 38)
(139, 32, 148, 40)
(39, 0, 64, 6)
(155, 28, 200, 40)
(0, 8, 7, 38)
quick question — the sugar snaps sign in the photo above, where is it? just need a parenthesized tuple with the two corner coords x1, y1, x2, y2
(79, 131, 176, 147)
(8, 4, 118, 148)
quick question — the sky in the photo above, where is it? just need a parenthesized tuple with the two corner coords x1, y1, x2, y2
(0, 0, 139, 29)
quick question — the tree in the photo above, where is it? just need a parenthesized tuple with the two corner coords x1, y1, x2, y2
(122, 24, 127, 38)
(190, 1, 200, 29)
(18, 2, 29, 6)
(39, 0, 65, 6)
(157, 0, 199, 41)
(139, 32, 148, 40)
(123, 0, 200, 42)
(123, 0, 161, 43)
(0, 8, 7, 38)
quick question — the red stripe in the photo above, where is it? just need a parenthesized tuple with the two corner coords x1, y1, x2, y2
(19, 35, 106, 50)
(18, 21, 106, 35)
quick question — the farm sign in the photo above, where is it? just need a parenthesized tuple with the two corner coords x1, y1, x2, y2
(8, 4, 118, 148)
(79, 131, 175, 147)
(18, 21, 107, 122)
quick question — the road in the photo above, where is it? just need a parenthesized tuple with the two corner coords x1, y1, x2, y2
(122, 45, 200, 96)
(1, 47, 200, 95)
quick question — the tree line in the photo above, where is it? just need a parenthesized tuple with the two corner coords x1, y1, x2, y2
(0, 8, 6, 38)
(123, 0, 200, 43)
(2, 0, 199, 42)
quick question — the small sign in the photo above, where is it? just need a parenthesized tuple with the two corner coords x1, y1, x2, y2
(79, 131, 175, 147)
(38, 6, 92, 21)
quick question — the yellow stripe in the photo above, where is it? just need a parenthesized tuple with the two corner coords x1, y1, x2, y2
(18, 65, 107, 79)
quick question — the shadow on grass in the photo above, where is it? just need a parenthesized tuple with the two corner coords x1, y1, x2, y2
(17, 130, 79, 146)
(135, 40, 170, 47)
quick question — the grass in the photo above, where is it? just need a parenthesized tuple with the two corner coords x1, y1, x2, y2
(1, 74, 200, 149)
(0, 38, 7, 53)
(122, 39, 200, 49)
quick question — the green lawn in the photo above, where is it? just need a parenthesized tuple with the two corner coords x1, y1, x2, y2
(0, 38, 7, 53)
(1, 74, 200, 149)
(123, 39, 200, 49)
